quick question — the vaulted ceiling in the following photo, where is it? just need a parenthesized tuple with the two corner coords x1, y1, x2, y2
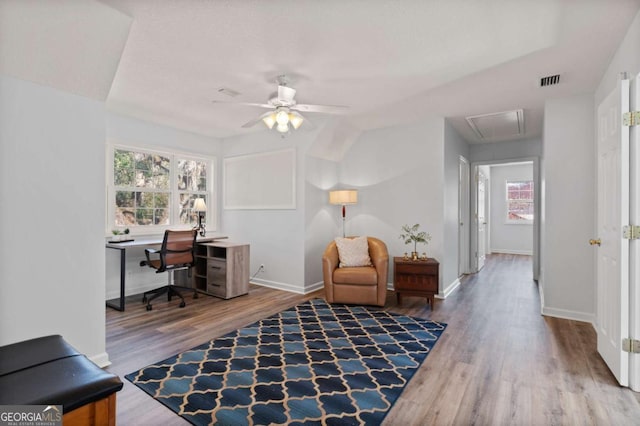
(2, 0, 639, 144)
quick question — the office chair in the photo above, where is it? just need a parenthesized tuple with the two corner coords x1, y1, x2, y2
(140, 229, 198, 311)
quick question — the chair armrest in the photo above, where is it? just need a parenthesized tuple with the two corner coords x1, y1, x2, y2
(322, 242, 339, 302)
(140, 248, 160, 267)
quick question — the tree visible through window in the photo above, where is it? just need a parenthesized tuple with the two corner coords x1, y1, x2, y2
(111, 147, 212, 231)
(506, 180, 534, 222)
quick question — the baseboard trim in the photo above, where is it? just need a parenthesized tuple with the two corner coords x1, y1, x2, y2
(490, 249, 533, 256)
(541, 306, 595, 325)
(304, 281, 324, 294)
(89, 352, 111, 368)
(436, 278, 461, 299)
(106, 281, 168, 300)
(250, 278, 306, 294)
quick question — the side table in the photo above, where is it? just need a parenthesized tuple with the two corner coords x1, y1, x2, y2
(393, 257, 439, 305)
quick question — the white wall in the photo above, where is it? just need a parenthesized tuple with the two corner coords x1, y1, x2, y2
(489, 163, 534, 255)
(104, 113, 221, 299)
(542, 93, 595, 322)
(469, 138, 542, 163)
(221, 130, 319, 293)
(304, 156, 339, 288)
(339, 119, 446, 290)
(595, 9, 640, 106)
(443, 120, 470, 289)
(0, 75, 109, 364)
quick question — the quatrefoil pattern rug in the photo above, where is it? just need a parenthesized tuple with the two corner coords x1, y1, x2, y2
(126, 299, 446, 425)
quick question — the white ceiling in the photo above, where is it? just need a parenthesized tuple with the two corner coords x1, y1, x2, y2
(3, 0, 639, 144)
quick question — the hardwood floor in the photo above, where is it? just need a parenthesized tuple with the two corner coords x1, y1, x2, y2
(106, 254, 640, 425)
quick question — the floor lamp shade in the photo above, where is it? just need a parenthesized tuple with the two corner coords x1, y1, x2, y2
(329, 190, 358, 205)
(329, 190, 358, 237)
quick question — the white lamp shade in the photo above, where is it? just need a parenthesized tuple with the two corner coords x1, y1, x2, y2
(289, 112, 304, 129)
(276, 109, 290, 125)
(329, 190, 358, 205)
(262, 113, 276, 129)
(193, 198, 207, 212)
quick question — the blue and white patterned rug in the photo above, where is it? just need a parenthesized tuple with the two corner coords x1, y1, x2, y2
(126, 299, 446, 425)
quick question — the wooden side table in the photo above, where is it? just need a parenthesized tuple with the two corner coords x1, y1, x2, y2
(393, 257, 439, 305)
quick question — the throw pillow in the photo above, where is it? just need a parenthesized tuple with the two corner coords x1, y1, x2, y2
(335, 236, 372, 267)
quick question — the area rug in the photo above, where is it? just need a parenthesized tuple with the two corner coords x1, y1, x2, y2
(126, 299, 446, 425)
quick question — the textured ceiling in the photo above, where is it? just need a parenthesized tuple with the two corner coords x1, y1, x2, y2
(3, 0, 639, 144)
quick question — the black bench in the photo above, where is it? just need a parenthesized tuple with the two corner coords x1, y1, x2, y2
(0, 335, 123, 425)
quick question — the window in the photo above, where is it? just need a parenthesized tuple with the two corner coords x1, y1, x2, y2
(109, 146, 214, 234)
(506, 180, 534, 222)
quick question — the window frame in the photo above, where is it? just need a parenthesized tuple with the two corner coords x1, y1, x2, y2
(505, 179, 534, 225)
(106, 143, 216, 236)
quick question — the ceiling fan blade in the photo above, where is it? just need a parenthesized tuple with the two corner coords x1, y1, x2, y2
(212, 100, 273, 109)
(278, 85, 296, 103)
(292, 103, 349, 114)
(241, 111, 274, 128)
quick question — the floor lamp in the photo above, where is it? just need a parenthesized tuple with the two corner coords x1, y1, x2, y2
(329, 190, 358, 237)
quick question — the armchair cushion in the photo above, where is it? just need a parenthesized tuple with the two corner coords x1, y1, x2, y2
(335, 236, 372, 267)
(333, 266, 378, 285)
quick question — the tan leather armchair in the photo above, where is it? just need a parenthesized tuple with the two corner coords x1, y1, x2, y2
(322, 237, 389, 307)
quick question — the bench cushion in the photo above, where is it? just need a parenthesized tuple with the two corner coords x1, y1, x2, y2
(0, 335, 123, 413)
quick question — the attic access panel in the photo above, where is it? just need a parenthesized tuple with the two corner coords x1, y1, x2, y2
(466, 109, 524, 141)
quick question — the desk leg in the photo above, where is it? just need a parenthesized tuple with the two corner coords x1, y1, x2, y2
(106, 247, 126, 311)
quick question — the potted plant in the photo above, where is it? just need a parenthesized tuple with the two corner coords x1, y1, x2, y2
(399, 224, 432, 260)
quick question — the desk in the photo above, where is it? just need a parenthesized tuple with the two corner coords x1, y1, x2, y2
(105, 235, 227, 311)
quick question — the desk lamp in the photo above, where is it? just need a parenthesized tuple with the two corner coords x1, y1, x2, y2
(193, 198, 207, 237)
(329, 189, 358, 237)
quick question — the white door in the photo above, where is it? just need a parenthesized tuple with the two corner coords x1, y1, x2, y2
(477, 170, 487, 271)
(629, 73, 640, 391)
(459, 157, 470, 276)
(596, 77, 630, 386)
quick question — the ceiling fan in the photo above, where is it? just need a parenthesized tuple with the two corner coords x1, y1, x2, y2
(212, 75, 348, 134)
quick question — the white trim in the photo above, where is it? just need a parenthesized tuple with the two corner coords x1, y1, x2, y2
(250, 278, 306, 294)
(490, 249, 533, 256)
(542, 306, 595, 326)
(89, 352, 111, 368)
(436, 277, 461, 299)
(304, 281, 325, 294)
(105, 280, 168, 300)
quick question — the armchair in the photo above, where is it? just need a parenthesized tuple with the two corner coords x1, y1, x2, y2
(322, 236, 389, 307)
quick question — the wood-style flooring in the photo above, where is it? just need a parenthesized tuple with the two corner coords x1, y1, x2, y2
(106, 254, 640, 425)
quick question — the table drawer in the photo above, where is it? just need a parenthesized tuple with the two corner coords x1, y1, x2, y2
(395, 274, 438, 292)
(395, 263, 438, 275)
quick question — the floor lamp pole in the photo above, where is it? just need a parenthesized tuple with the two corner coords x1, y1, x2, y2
(342, 204, 346, 237)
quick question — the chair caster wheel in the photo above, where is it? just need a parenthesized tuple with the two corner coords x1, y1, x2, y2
(146, 304, 152, 311)
(179, 301, 186, 308)
(193, 292, 199, 299)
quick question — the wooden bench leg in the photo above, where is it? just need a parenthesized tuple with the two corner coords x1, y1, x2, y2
(63, 393, 117, 426)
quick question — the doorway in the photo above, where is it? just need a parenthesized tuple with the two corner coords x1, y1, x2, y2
(470, 158, 540, 279)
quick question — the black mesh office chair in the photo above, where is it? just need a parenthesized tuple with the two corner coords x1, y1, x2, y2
(140, 229, 198, 311)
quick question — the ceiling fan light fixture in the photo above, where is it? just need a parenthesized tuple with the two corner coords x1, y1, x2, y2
(276, 109, 290, 125)
(289, 112, 304, 129)
(276, 122, 289, 133)
(262, 113, 276, 129)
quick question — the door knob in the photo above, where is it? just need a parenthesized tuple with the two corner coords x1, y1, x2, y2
(589, 238, 601, 246)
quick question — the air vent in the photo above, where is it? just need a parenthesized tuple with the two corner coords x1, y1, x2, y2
(540, 74, 560, 87)
(217, 87, 240, 97)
